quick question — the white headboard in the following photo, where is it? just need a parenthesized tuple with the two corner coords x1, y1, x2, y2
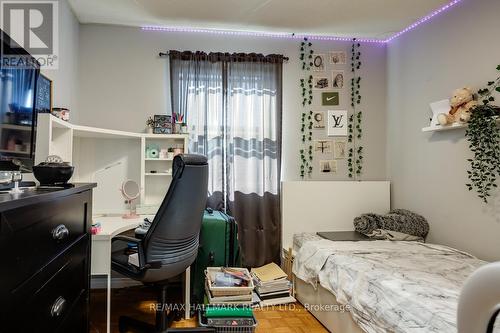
(282, 181, 390, 249)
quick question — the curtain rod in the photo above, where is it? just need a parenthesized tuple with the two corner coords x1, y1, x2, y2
(159, 52, 289, 62)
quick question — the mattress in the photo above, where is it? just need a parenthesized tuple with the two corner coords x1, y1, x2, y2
(292, 238, 498, 333)
(292, 232, 322, 253)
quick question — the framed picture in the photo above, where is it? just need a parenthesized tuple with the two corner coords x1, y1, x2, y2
(154, 114, 172, 133)
(331, 71, 345, 89)
(334, 139, 347, 159)
(312, 76, 330, 90)
(327, 110, 348, 136)
(35, 74, 52, 113)
(314, 140, 333, 154)
(312, 54, 326, 71)
(329, 51, 346, 65)
(319, 160, 337, 174)
(312, 111, 325, 129)
(322, 92, 339, 106)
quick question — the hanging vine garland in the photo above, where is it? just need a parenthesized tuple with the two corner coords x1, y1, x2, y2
(299, 38, 313, 71)
(299, 111, 314, 178)
(348, 40, 364, 179)
(298, 38, 314, 178)
(300, 75, 313, 106)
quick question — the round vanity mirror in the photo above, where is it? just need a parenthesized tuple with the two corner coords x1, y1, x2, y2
(121, 180, 140, 219)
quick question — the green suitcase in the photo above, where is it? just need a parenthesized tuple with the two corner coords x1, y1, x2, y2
(191, 209, 240, 304)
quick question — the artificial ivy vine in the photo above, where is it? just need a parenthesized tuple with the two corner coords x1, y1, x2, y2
(465, 65, 500, 203)
(347, 40, 364, 179)
(300, 75, 313, 106)
(299, 38, 313, 71)
(299, 38, 314, 178)
(300, 111, 313, 178)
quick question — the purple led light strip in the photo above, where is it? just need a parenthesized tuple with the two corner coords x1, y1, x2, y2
(385, 0, 462, 42)
(141, 0, 462, 44)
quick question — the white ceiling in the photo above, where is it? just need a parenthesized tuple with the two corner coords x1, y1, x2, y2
(68, 0, 451, 40)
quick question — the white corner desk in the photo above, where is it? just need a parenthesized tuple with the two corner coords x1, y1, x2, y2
(90, 215, 191, 333)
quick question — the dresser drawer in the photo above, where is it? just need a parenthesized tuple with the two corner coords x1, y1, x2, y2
(0, 190, 91, 291)
(11, 238, 89, 333)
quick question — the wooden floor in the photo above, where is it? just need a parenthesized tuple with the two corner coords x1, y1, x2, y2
(90, 286, 328, 333)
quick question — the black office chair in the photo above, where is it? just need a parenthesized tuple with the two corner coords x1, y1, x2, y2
(111, 154, 209, 333)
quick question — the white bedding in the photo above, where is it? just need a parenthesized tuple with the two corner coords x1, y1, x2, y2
(293, 238, 496, 333)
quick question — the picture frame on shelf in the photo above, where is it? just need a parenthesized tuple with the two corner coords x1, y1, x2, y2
(153, 114, 172, 134)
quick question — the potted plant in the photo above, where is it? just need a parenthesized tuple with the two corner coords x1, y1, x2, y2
(146, 116, 154, 134)
(465, 65, 500, 203)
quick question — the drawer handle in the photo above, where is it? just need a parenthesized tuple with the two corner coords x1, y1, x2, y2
(52, 224, 69, 240)
(50, 296, 66, 317)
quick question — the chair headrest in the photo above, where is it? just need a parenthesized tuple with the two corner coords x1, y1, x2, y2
(173, 154, 208, 176)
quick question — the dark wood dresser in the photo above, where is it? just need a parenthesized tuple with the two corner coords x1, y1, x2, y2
(0, 183, 96, 333)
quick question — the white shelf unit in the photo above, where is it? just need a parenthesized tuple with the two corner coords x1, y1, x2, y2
(36, 114, 188, 214)
(140, 134, 188, 206)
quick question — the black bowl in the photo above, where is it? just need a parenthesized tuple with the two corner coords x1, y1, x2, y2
(32, 164, 74, 186)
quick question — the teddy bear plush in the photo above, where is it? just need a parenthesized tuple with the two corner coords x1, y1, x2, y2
(437, 87, 478, 125)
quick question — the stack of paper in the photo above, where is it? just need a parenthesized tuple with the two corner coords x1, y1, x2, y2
(251, 263, 295, 306)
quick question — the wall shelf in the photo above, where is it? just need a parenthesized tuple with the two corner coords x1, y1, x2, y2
(144, 158, 173, 161)
(422, 117, 499, 133)
(422, 123, 467, 132)
(145, 172, 172, 176)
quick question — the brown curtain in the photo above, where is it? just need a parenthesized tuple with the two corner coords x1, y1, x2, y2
(169, 51, 283, 267)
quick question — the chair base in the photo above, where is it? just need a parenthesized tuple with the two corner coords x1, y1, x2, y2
(118, 283, 180, 333)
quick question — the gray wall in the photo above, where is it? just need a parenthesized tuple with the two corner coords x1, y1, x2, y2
(41, 0, 79, 120)
(76, 25, 387, 181)
(387, 0, 500, 261)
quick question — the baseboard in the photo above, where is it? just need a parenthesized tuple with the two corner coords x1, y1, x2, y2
(91, 276, 142, 289)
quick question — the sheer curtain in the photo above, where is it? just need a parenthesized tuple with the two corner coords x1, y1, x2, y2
(170, 52, 225, 207)
(169, 51, 283, 266)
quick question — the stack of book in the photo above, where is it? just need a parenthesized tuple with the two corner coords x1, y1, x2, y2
(205, 267, 258, 306)
(251, 262, 296, 306)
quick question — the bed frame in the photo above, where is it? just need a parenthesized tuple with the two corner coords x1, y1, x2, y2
(281, 181, 390, 332)
(295, 278, 364, 333)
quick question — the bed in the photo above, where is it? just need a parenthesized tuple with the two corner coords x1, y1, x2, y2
(291, 233, 498, 333)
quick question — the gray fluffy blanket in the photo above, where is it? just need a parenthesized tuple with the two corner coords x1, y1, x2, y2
(353, 209, 429, 239)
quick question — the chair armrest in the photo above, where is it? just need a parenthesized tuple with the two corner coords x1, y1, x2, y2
(112, 235, 147, 269)
(111, 235, 142, 244)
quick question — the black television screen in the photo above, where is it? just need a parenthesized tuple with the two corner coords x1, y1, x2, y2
(0, 30, 40, 171)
